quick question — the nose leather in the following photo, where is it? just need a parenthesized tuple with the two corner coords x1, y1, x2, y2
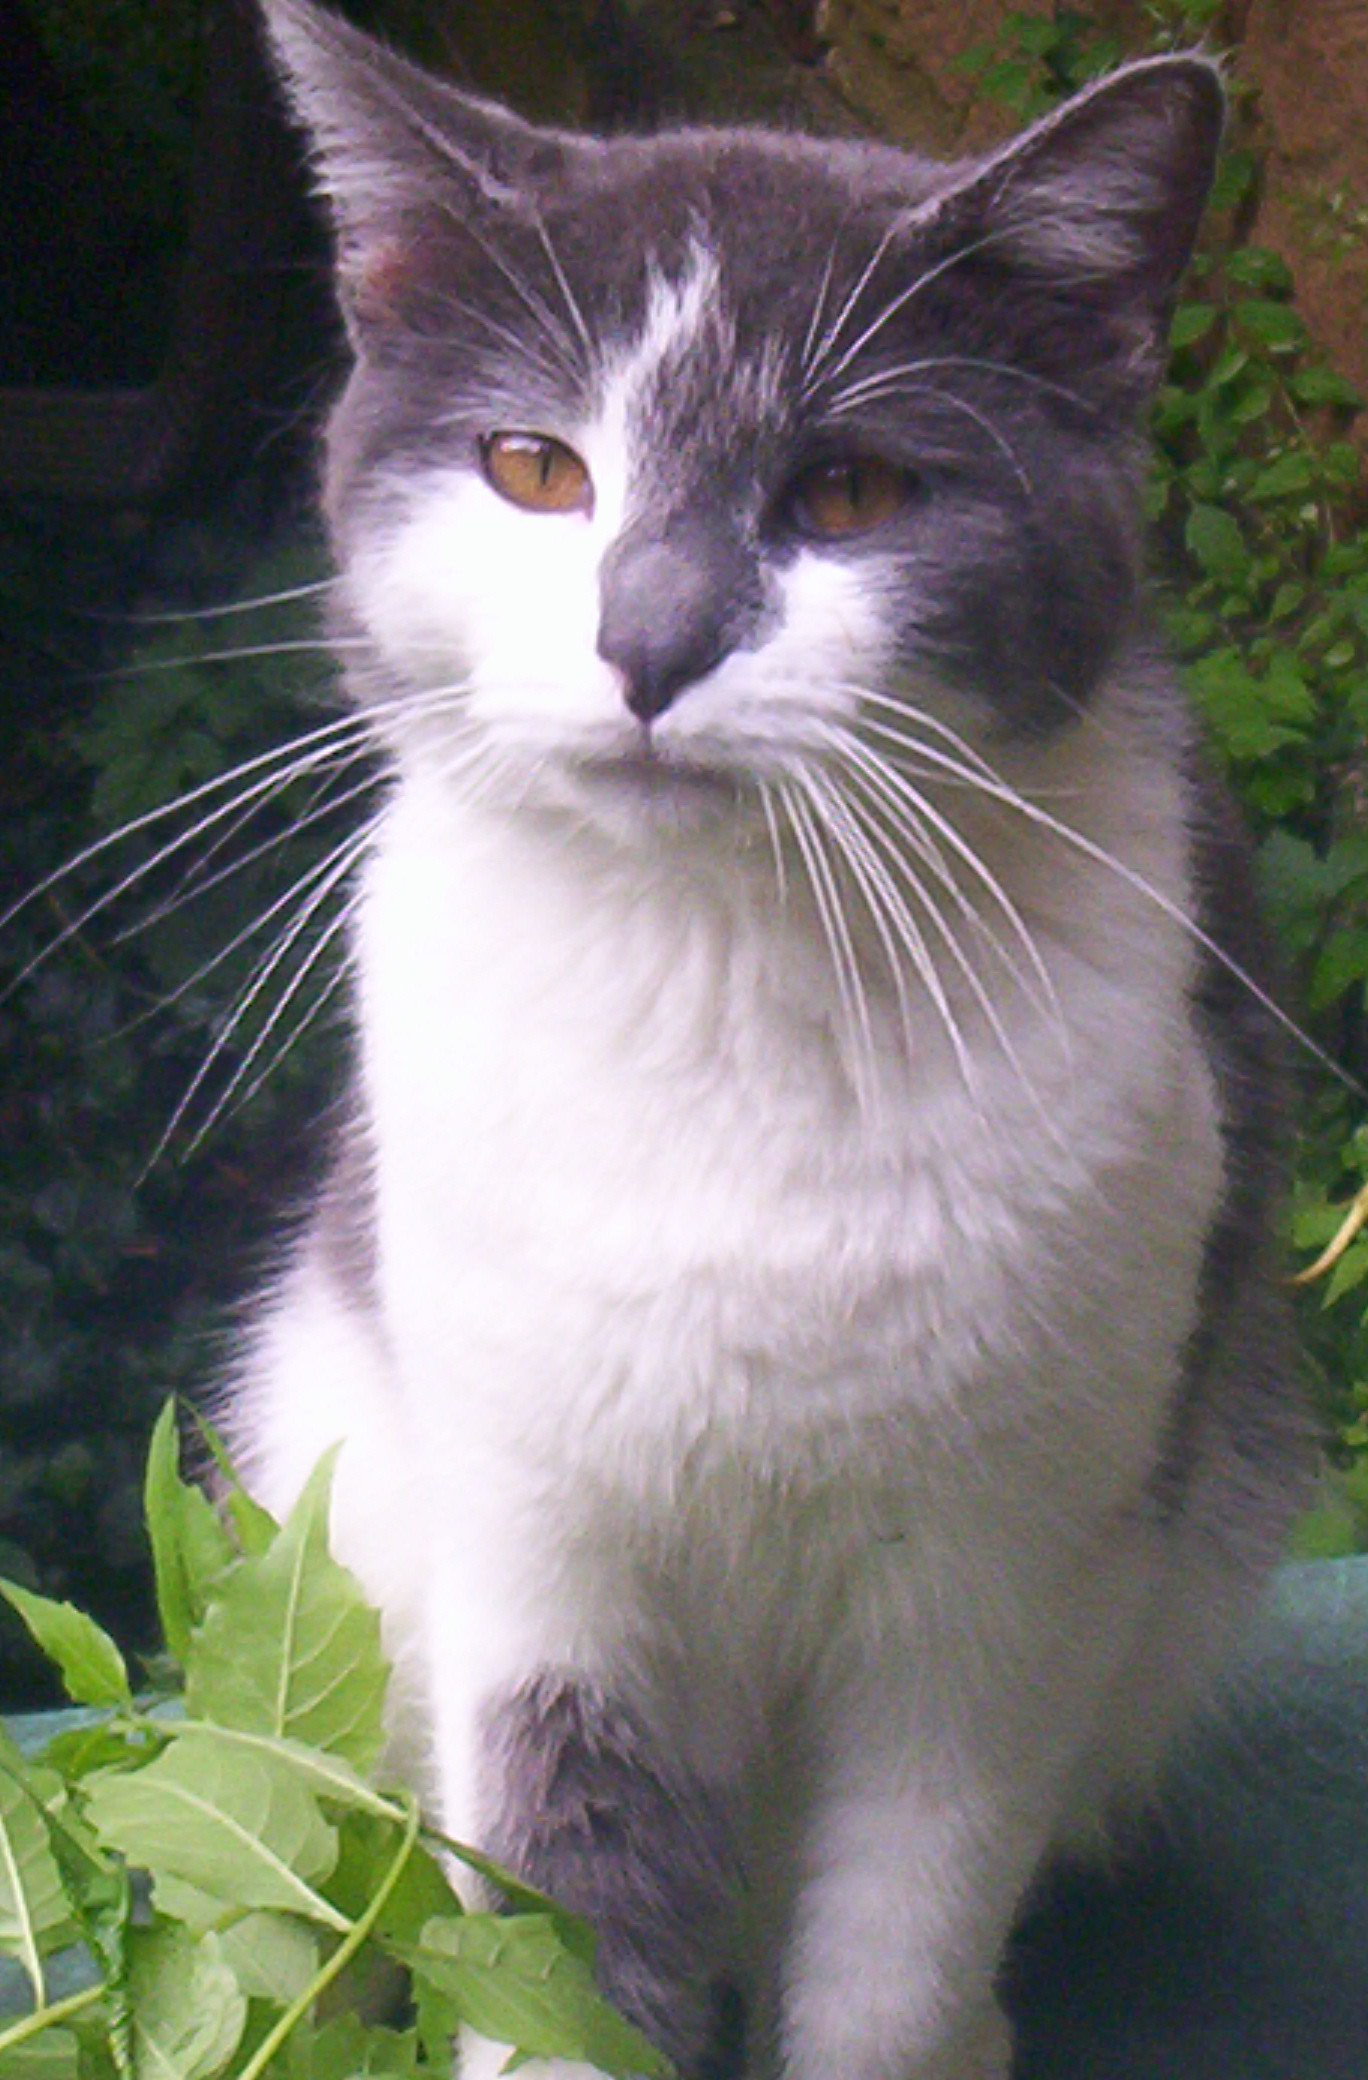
(597, 522, 759, 722)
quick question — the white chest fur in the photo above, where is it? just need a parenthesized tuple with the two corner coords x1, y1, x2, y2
(355, 739, 1222, 1567)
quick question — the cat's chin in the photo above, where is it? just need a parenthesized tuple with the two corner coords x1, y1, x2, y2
(554, 746, 752, 843)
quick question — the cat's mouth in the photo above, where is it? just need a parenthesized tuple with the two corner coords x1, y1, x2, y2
(575, 744, 743, 810)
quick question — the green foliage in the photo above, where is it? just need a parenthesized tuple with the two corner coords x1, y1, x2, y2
(0, 1410, 671, 2079)
(0, 516, 353, 1703)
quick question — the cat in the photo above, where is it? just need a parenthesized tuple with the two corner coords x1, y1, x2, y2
(232, 4, 1311, 2076)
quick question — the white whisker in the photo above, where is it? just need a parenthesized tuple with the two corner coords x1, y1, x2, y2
(111, 756, 379, 945)
(801, 765, 976, 1096)
(144, 826, 372, 1170)
(813, 224, 1033, 396)
(854, 715, 1359, 1094)
(69, 578, 338, 627)
(827, 354, 1099, 421)
(831, 727, 1064, 1035)
(0, 712, 374, 944)
(0, 736, 369, 1005)
(836, 770, 1059, 1130)
(830, 380, 1033, 495)
(779, 776, 875, 1105)
(170, 891, 365, 1169)
(758, 780, 789, 910)
(214, 949, 358, 1137)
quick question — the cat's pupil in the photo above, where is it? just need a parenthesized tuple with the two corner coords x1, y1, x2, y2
(480, 431, 592, 515)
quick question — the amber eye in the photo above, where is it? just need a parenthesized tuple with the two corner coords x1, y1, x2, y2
(480, 432, 592, 514)
(789, 455, 916, 539)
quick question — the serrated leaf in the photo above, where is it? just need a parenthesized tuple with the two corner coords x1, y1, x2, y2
(164, 1722, 396, 1822)
(126, 1926, 246, 2080)
(83, 1738, 349, 1933)
(40, 1720, 157, 1784)
(189, 1419, 279, 1559)
(0, 1584, 131, 1710)
(184, 1458, 387, 1770)
(406, 1914, 672, 2080)
(0, 1732, 77, 2001)
(144, 1403, 236, 1664)
(329, 1812, 459, 1944)
(292, 2015, 425, 2079)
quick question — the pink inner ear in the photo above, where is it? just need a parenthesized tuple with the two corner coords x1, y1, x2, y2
(352, 237, 419, 325)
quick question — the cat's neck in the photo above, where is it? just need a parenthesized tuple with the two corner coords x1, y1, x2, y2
(356, 671, 1197, 1125)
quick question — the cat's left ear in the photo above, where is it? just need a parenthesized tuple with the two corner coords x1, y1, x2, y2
(260, 0, 570, 338)
(927, 54, 1224, 383)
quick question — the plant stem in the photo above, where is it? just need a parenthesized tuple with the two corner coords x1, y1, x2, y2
(0, 1981, 104, 2055)
(233, 1793, 421, 2080)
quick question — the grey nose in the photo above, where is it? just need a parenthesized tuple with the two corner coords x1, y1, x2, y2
(597, 525, 757, 723)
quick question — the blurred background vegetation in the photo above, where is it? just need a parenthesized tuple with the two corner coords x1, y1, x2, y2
(1, 0, 1366, 1704)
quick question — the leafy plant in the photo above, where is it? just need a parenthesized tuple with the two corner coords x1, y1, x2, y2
(0, 1404, 670, 2079)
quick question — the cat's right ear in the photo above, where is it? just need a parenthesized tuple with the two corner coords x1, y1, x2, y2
(260, 0, 568, 340)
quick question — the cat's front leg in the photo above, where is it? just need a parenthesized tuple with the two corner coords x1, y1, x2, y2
(776, 1693, 1043, 2080)
(426, 1549, 741, 2080)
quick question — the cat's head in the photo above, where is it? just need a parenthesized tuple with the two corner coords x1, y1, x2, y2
(263, 0, 1221, 845)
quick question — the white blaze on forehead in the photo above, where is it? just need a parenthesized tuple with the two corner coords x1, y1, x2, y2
(579, 241, 725, 535)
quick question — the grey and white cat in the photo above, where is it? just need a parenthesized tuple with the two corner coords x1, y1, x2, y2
(235, 4, 1309, 2075)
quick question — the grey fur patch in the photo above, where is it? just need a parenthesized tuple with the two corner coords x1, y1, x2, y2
(478, 1677, 739, 2075)
(1149, 755, 1309, 1531)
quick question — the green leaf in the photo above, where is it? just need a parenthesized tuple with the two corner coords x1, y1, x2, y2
(329, 1812, 459, 1944)
(83, 1737, 349, 1933)
(0, 1584, 132, 1710)
(1224, 245, 1294, 293)
(0, 2031, 85, 2079)
(1290, 366, 1364, 409)
(1210, 148, 1257, 208)
(290, 2015, 425, 2079)
(144, 1403, 236, 1665)
(184, 1457, 387, 1771)
(0, 1732, 78, 2003)
(406, 1914, 673, 2080)
(214, 1910, 318, 2004)
(1207, 345, 1249, 389)
(1184, 504, 1249, 586)
(1248, 453, 1316, 500)
(1309, 931, 1368, 1012)
(1169, 302, 1214, 348)
(162, 1722, 396, 1822)
(188, 1419, 278, 1560)
(1323, 1239, 1368, 1308)
(126, 1926, 246, 2080)
(1235, 298, 1307, 351)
